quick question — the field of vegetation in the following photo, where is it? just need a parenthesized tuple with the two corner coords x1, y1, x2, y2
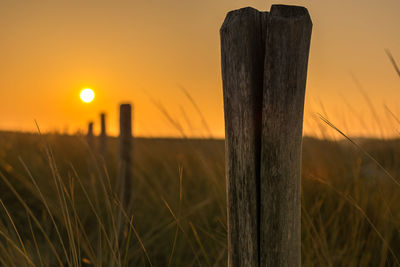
(0, 131, 399, 266)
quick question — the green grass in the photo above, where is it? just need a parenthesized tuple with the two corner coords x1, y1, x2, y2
(0, 131, 399, 266)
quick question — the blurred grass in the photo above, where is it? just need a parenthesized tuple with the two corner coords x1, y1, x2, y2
(0, 131, 400, 266)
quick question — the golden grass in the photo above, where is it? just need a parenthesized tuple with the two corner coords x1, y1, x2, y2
(0, 131, 399, 265)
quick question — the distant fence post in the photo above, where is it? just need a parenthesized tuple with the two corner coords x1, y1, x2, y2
(100, 112, 107, 157)
(221, 4, 312, 267)
(87, 121, 94, 149)
(119, 104, 132, 211)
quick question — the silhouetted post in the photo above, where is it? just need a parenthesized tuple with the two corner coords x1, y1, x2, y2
(119, 104, 132, 211)
(100, 112, 107, 157)
(87, 121, 94, 149)
(221, 4, 312, 267)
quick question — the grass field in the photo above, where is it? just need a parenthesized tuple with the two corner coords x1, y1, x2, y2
(0, 131, 399, 266)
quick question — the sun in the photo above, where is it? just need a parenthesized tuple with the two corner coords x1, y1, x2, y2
(80, 88, 95, 103)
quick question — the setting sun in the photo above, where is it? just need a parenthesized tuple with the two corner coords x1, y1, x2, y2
(80, 88, 95, 103)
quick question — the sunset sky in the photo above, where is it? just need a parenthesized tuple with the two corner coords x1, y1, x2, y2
(1, 0, 400, 138)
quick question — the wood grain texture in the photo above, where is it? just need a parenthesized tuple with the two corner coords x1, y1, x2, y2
(260, 5, 312, 267)
(220, 7, 267, 267)
(119, 104, 132, 210)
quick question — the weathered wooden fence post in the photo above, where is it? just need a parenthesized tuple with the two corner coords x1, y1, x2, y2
(100, 112, 107, 157)
(221, 4, 312, 267)
(119, 104, 132, 211)
(87, 121, 94, 149)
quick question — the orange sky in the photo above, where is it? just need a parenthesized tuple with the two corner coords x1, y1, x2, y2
(1, 0, 400, 138)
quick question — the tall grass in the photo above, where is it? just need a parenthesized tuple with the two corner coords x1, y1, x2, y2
(0, 133, 226, 266)
(0, 131, 400, 266)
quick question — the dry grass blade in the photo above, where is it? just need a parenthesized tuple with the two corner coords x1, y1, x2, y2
(0, 242, 13, 267)
(310, 175, 400, 265)
(27, 211, 44, 267)
(189, 222, 211, 267)
(0, 237, 17, 267)
(74, 174, 120, 264)
(123, 216, 134, 266)
(0, 200, 32, 266)
(318, 113, 400, 188)
(180, 105, 194, 136)
(33, 122, 74, 265)
(46, 157, 78, 266)
(69, 162, 118, 261)
(350, 73, 384, 137)
(70, 161, 120, 261)
(0, 229, 35, 266)
(18, 158, 70, 264)
(145, 91, 186, 138)
(0, 171, 64, 265)
(385, 49, 400, 78)
(167, 166, 183, 267)
(112, 195, 153, 267)
(178, 84, 213, 138)
(161, 197, 201, 266)
(384, 104, 400, 126)
(127, 216, 153, 267)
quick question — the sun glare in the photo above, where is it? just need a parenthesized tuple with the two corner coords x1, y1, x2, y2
(80, 88, 95, 103)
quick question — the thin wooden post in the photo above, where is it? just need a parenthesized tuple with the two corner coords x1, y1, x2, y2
(119, 104, 132, 211)
(100, 112, 107, 157)
(221, 4, 312, 267)
(87, 121, 94, 149)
